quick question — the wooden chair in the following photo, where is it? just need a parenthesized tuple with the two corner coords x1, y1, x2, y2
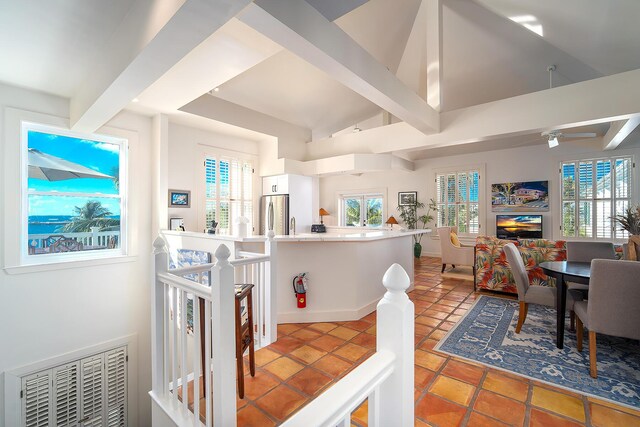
(199, 283, 255, 399)
(234, 284, 255, 398)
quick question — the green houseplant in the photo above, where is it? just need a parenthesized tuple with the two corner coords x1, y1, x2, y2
(613, 205, 640, 260)
(397, 198, 438, 258)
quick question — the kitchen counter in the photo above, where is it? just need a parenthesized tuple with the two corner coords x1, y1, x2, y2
(162, 228, 430, 243)
(160, 228, 430, 324)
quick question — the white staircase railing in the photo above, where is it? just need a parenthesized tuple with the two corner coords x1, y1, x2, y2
(281, 263, 415, 427)
(150, 236, 274, 426)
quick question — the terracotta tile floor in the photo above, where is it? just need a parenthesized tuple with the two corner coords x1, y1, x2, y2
(205, 257, 640, 426)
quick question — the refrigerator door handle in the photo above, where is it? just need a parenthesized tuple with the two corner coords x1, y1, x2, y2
(268, 200, 275, 231)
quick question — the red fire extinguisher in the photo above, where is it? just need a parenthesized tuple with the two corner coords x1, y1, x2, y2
(292, 273, 308, 308)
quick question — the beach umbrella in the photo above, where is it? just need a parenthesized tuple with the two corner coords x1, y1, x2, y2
(28, 148, 114, 181)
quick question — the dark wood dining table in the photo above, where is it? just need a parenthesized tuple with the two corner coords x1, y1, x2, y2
(539, 261, 591, 349)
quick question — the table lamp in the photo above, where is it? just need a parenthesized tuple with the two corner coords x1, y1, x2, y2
(385, 216, 399, 230)
(319, 208, 330, 224)
(312, 208, 330, 233)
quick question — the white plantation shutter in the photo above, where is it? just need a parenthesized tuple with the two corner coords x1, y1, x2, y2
(80, 354, 105, 426)
(204, 154, 254, 234)
(561, 156, 633, 238)
(53, 362, 79, 426)
(22, 371, 51, 427)
(436, 169, 481, 234)
(105, 347, 127, 427)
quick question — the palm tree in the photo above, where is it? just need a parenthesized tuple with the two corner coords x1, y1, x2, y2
(60, 200, 119, 232)
(111, 166, 119, 190)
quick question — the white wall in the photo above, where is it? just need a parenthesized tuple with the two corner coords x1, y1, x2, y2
(319, 140, 640, 256)
(166, 122, 260, 232)
(0, 83, 153, 426)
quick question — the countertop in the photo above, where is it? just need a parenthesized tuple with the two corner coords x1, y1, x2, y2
(161, 228, 431, 243)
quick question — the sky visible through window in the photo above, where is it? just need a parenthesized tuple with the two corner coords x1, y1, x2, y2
(28, 131, 120, 216)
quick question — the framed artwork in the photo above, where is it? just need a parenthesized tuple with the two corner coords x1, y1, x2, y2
(168, 189, 190, 208)
(398, 191, 418, 206)
(491, 181, 549, 212)
(169, 217, 184, 231)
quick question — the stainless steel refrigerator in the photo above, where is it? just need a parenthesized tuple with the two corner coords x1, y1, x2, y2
(259, 195, 289, 235)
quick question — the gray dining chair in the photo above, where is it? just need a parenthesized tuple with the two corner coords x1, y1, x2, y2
(574, 259, 640, 378)
(566, 241, 617, 291)
(504, 243, 580, 333)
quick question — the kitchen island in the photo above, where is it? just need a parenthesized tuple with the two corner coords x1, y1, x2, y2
(160, 228, 430, 324)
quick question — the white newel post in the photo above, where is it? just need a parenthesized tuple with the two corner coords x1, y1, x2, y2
(152, 236, 168, 395)
(377, 263, 414, 426)
(264, 235, 278, 345)
(211, 245, 237, 426)
(91, 226, 100, 246)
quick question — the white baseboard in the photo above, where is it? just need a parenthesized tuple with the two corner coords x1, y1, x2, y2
(277, 298, 380, 324)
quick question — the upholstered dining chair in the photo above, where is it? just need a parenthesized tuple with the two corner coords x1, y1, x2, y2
(574, 259, 640, 378)
(566, 242, 616, 292)
(437, 226, 475, 274)
(504, 243, 580, 333)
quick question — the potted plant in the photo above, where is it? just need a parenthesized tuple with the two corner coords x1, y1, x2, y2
(397, 198, 438, 258)
(613, 205, 640, 260)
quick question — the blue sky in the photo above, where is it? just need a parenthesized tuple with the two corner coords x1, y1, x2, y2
(28, 131, 121, 216)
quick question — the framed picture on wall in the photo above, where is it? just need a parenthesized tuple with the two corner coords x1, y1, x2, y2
(398, 191, 417, 206)
(491, 181, 549, 212)
(168, 189, 191, 208)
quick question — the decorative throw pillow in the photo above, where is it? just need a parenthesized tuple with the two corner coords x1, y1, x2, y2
(450, 232, 461, 247)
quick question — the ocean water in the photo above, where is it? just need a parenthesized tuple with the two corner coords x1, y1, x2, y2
(28, 215, 120, 235)
(28, 215, 72, 235)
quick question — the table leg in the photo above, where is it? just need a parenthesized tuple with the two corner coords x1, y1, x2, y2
(556, 273, 566, 349)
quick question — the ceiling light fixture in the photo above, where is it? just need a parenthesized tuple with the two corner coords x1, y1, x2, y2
(548, 135, 559, 148)
(353, 124, 361, 133)
(213, 87, 220, 92)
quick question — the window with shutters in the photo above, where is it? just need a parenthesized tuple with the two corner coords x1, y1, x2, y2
(435, 168, 482, 235)
(204, 155, 254, 235)
(560, 156, 634, 239)
(19, 346, 127, 427)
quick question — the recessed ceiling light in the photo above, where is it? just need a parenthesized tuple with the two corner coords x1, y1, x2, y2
(132, 98, 139, 103)
(213, 87, 220, 92)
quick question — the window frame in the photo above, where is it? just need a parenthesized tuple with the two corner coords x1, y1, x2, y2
(337, 190, 386, 228)
(434, 164, 484, 237)
(559, 155, 635, 241)
(20, 122, 128, 265)
(198, 148, 258, 235)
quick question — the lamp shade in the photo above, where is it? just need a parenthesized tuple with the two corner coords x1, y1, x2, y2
(385, 216, 399, 225)
(319, 208, 330, 216)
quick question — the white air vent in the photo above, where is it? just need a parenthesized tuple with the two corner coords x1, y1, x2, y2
(19, 346, 127, 427)
(22, 372, 50, 427)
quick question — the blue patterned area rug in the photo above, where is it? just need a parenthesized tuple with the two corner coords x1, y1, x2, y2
(434, 295, 640, 410)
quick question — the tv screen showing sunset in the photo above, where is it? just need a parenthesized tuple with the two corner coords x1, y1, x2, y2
(496, 215, 542, 239)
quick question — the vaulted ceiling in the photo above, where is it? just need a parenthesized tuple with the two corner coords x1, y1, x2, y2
(1, 0, 640, 157)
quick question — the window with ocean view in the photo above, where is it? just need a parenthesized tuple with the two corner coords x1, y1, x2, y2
(24, 123, 126, 257)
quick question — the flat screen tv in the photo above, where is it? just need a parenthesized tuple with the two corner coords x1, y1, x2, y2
(496, 215, 543, 240)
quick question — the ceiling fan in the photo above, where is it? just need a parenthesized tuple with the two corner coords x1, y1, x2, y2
(542, 130, 597, 148)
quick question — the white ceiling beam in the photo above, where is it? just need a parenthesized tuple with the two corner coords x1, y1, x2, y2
(180, 95, 310, 161)
(70, 0, 251, 133)
(306, 68, 640, 157)
(602, 117, 640, 150)
(238, 0, 439, 135)
(426, 0, 442, 111)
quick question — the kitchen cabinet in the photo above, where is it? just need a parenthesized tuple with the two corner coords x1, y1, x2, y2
(262, 175, 289, 195)
(262, 174, 313, 233)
